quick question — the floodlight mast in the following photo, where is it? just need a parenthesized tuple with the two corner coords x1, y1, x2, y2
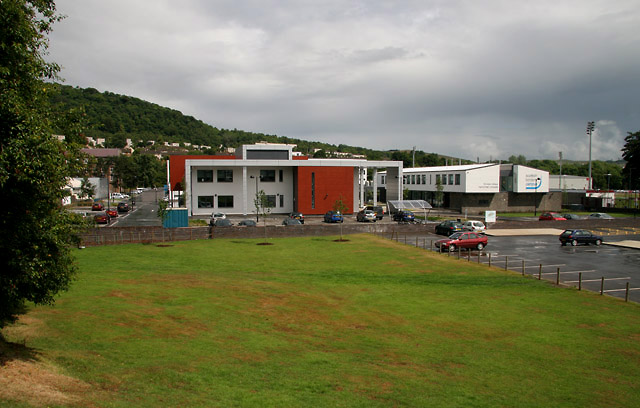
(587, 121, 595, 190)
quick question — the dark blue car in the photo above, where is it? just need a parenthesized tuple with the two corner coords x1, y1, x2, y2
(324, 210, 343, 223)
(393, 210, 415, 223)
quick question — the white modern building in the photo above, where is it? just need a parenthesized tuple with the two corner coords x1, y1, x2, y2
(377, 163, 559, 214)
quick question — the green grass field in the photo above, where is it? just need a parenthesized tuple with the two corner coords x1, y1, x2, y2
(1, 235, 639, 407)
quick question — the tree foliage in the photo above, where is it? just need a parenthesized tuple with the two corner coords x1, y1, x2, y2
(0, 0, 84, 327)
(622, 130, 640, 189)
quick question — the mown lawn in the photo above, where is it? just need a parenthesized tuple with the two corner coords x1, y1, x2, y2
(1, 234, 639, 407)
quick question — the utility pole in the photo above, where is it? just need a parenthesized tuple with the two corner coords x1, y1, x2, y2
(558, 151, 563, 189)
(412, 146, 416, 168)
(587, 121, 595, 190)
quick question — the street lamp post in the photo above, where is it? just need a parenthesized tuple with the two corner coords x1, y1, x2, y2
(587, 121, 595, 190)
(534, 177, 541, 216)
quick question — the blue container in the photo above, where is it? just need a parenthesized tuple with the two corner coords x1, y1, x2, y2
(163, 208, 188, 228)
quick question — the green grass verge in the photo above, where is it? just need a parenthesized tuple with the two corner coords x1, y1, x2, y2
(2, 235, 639, 407)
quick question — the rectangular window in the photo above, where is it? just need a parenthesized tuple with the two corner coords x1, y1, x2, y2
(455, 174, 461, 185)
(311, 173, 315, 209)
(411, 175, 415, 184)
(198, 196, 214, 208)
(422, 175, 426, 184)
(197, 170, 213, 183)
(266, 195, 276, 208)
(416, 175, 421, 185)
(435, 174, 441, 184)
(381, 176, 385, 184)
(217, 195, 234, 208)
(217, 169, 233, 182)
(448, 174, 454, 185)
(442, 174, 447, 185)
(279, 194, 284, 207)
(260, 169, 276, 182)
(279, 169, 283, 182)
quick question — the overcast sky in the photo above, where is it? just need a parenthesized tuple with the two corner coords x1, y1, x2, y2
(48, 0, 639, 161)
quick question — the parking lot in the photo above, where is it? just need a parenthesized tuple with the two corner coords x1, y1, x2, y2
(397, 229, 640, 303)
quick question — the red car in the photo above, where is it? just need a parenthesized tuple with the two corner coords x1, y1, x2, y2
(106, 208, 118, 218)
(436, 231, 488, 252)
(91, 202, 104, 211)
(539, 212, 566, 221)
(93, 212, 110, 224)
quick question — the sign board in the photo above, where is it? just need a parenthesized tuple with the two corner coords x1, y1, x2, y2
(485, 210, 497, 223)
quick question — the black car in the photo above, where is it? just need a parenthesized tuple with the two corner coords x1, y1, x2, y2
(559, 229, 603, 246)
(289, 212, 304, 224)
(238, 220, 257, 227)
(117, 202, 129, 213)
(282, 218, 302, 226)
(393, 210, 415, 223)
(213, 219, 233, 227)
(562, 214, 583, 220)
(435, 220, 464, 236)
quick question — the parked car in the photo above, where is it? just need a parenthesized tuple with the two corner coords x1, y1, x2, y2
(93, 212, 110, 224)
(562, 213, 583, 220)
(110, 192, 129, 200)
(209, 212, 227, 226)
(91, 202, 104, 211)
(365, 205, 384, 220)
(392, 210, 415, 223)
(539, 212, 566, 221)
(282, 218, 302, 226)
(462, 220, 486, 232)
(588, 212, 614, 220)
(117, 202, 130, 213)
(356, 209, 377, 222)
(289, 212, 305, 224)
(213, 219, 233, 227)
(324, 211, 343, 223)
(238, 220, 257, 227)
(435, 220, 464, 236)
(559, 229, 603, 246)
(435, 231, 488, 252)
(105, 208, 118, 218)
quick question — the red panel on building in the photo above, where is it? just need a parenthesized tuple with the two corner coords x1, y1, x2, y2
(296, 166, 354, 215)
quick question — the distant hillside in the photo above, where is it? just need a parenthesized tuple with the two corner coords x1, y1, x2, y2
(48, 85, 380, 156)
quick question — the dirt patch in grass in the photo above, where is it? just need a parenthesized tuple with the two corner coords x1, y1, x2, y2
(0, 357, 92, 407)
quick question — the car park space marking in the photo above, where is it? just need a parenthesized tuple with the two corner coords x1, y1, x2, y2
(602, 287, 640, 293)
(540, 269, 597, 276)
(484, 228, 564, 236)
(564, 277, 630, 283)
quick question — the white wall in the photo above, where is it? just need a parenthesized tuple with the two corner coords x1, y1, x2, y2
(189, 165, 294, 216)
(513, 165, 549, 193)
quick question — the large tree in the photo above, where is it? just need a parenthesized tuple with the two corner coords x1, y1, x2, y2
(622, 130, 640, 190)
(0, 0, 82, 327)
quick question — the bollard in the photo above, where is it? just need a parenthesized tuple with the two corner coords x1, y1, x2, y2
(626, 282, 630, 302)
(600, 277, 605, 295)
(467, 249, 471, 262)
(488, 253, 492, 267)
(458, 246, 461, 259)
(404, 234, 407, 244)
(522, 260, 525, 276)
(556, 267, 560, 285)
(538, 264, 542, 280)
(505, 256, 508, 271)
(416, 237, 418, 247)
(579, 272, 582, 290)
(430, 240, 433, 251)
(478, 252, 481, 264)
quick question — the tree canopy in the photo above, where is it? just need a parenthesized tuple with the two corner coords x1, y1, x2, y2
(0, 0, 83, 327)
(622, 130, 640, 190)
